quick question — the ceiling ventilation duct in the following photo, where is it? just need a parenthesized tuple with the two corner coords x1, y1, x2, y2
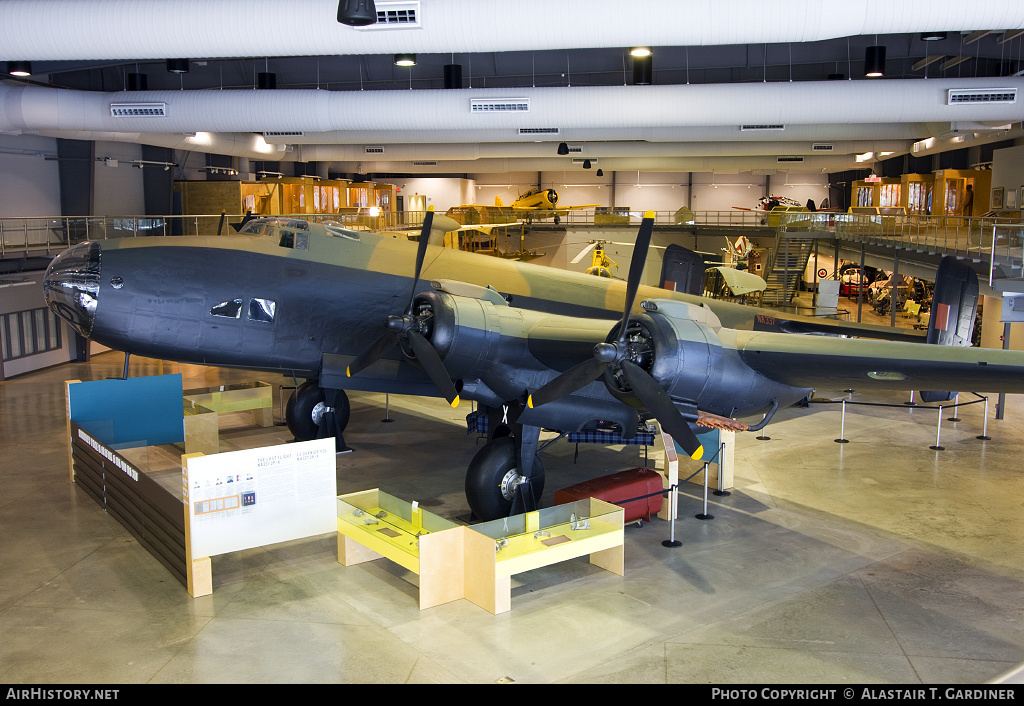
(741, 125, 785, 131)
(110, 102, 166, 117)
(947, 88, 1017, 104)
(777, 156, 804, 162)
(812, 143, 834, 151)
(519, 128, 560, 135)
(471, 98, 530, 113)
(357, 0, 420, 29)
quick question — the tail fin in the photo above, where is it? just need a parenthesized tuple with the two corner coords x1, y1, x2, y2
(495, 196, 504, 207)
(919, 256, 979, 402)
(659, 244, 707, 296)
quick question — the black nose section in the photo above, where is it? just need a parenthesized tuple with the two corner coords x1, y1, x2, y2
(44, 241, 101, 338)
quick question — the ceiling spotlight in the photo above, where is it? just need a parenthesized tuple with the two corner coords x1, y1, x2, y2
(629, 47, 652, 57)
(596, 168, 604, 177)
(583, 159, 592, 169)
(921, 31, 947, 41)
(166, 58, 190, 74)
(864, 45, 885, 77)
(394, 54, 416, 67)
(7, 61, 31, 77)
(557, 142, 570, 156)
(337, 0, 376, 26)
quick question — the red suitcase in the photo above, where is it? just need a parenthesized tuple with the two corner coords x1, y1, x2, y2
(554, 468, 664, 524)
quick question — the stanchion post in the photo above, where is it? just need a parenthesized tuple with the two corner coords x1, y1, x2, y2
(977, 396, 991, 440)
(947, 394, 961, 422)
(930, 405, 945, 450)
(696, 462, 714, 520)
(662, 484, 682, 548)
(714, 441, 730, 497)
(835, 399, 849, 443)
(381, 393, 394, 423)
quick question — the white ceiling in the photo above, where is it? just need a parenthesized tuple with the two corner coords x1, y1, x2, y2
(2, 0, 1024, 175)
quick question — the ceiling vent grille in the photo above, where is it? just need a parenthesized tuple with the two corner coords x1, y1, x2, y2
(741, 124, 784, 131)
(947, 88, 1017, 104)
(357, 1, 421, 29)
(110, 102, 166, 117)
(571, 157, 598, 164)
(812, 143, 834, 151)
(777, 156, 804, 162)
(471, 98, 530, 113)
(519, 127, 559, 135)
(364, 146, 385, 154)
(412, 161, 437, 166)
(263, 131, 304, 137)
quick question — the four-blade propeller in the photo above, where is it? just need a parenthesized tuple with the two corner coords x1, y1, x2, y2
(527, 211, 705, 459)
(346, 208, 460, 407)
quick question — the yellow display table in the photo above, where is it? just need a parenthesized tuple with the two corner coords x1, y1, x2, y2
(336, 489, 624, 614)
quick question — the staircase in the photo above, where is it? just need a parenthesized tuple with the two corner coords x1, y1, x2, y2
(762, 236, 816, 307)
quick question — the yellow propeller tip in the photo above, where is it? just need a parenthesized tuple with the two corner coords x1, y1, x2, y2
(427, 205, 435, 212)
(450, 395, 460, 408)
(345, 366, 352, 377)
(527, 395, 534, 409)
(644, 210, 655, 219)
(690, 445, 704, 460)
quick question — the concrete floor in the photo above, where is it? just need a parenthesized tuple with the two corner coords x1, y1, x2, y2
(2, 350, 1024, 684)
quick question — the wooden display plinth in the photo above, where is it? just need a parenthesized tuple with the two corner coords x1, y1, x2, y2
(337, 490, 625, 614)
(337, 490, 466, 610)
(464, 498, 624, 614)
(182, 382, 274, 455)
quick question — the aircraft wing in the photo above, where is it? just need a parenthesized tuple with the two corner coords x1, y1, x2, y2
(732, 328, 1024, 393)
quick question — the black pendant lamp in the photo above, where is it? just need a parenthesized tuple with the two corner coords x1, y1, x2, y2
(864, 45, 885, 77)
(557, 142, 570, 156)
(583, 159, 592, 169)
(337, 0, 376, 26)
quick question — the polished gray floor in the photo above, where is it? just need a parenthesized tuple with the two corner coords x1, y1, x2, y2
(2, 351, 1024, 684)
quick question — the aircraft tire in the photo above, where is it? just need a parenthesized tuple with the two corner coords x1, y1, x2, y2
(465, 436, 545, 521)
(286, 381, 350, 441)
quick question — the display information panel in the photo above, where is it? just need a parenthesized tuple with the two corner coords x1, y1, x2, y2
(184, 438, 336, 558)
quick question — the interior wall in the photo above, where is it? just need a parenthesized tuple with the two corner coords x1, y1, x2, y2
(93, 142, 145, 216)
(376, 177, 475, 211)
(991, 143, 1024, 206)
(0, 135, 61, 218)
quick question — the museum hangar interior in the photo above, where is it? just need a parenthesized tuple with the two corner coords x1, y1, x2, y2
(3, 0, 1024, 685)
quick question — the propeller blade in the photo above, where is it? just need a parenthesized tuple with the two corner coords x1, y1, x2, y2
(346, 330, 400, 378)
(617, 211, 655, 343)
(405, 207, 435, 315)
(527, 357, 610, 409)
(407, 330, 460, 407)
(619, 360, 704, 459)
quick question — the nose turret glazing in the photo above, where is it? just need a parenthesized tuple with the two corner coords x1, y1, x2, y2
(43, 241, 101, 338)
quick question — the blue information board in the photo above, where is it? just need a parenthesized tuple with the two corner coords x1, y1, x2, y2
(69, 374, 185, 449)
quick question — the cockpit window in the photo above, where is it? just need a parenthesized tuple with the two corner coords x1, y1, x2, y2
(248, 298, 276, 323)
(211, 299, 243, 319)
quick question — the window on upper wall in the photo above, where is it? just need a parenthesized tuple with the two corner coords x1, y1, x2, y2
(211, 299, 243, 319)
(1, 307, 62, 361)
(248, 298, 276, 323)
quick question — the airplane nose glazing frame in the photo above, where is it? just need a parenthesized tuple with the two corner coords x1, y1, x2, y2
(43, 241, 101, 338)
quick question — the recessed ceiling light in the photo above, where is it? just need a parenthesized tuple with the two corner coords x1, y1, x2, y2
(629, 47, 651, 57)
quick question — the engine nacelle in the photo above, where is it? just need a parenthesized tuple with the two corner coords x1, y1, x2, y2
(608, 299, 805, 420)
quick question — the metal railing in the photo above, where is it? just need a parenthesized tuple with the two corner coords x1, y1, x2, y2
(5, 210, 1023, 285)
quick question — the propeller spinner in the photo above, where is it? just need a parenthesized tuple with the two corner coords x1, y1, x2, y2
(526, 211, 705, 459)
(345, 208, 460, 407)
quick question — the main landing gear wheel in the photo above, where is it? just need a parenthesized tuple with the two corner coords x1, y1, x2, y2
(465, 436, 545, 521)
(286, 381, 350, 441)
